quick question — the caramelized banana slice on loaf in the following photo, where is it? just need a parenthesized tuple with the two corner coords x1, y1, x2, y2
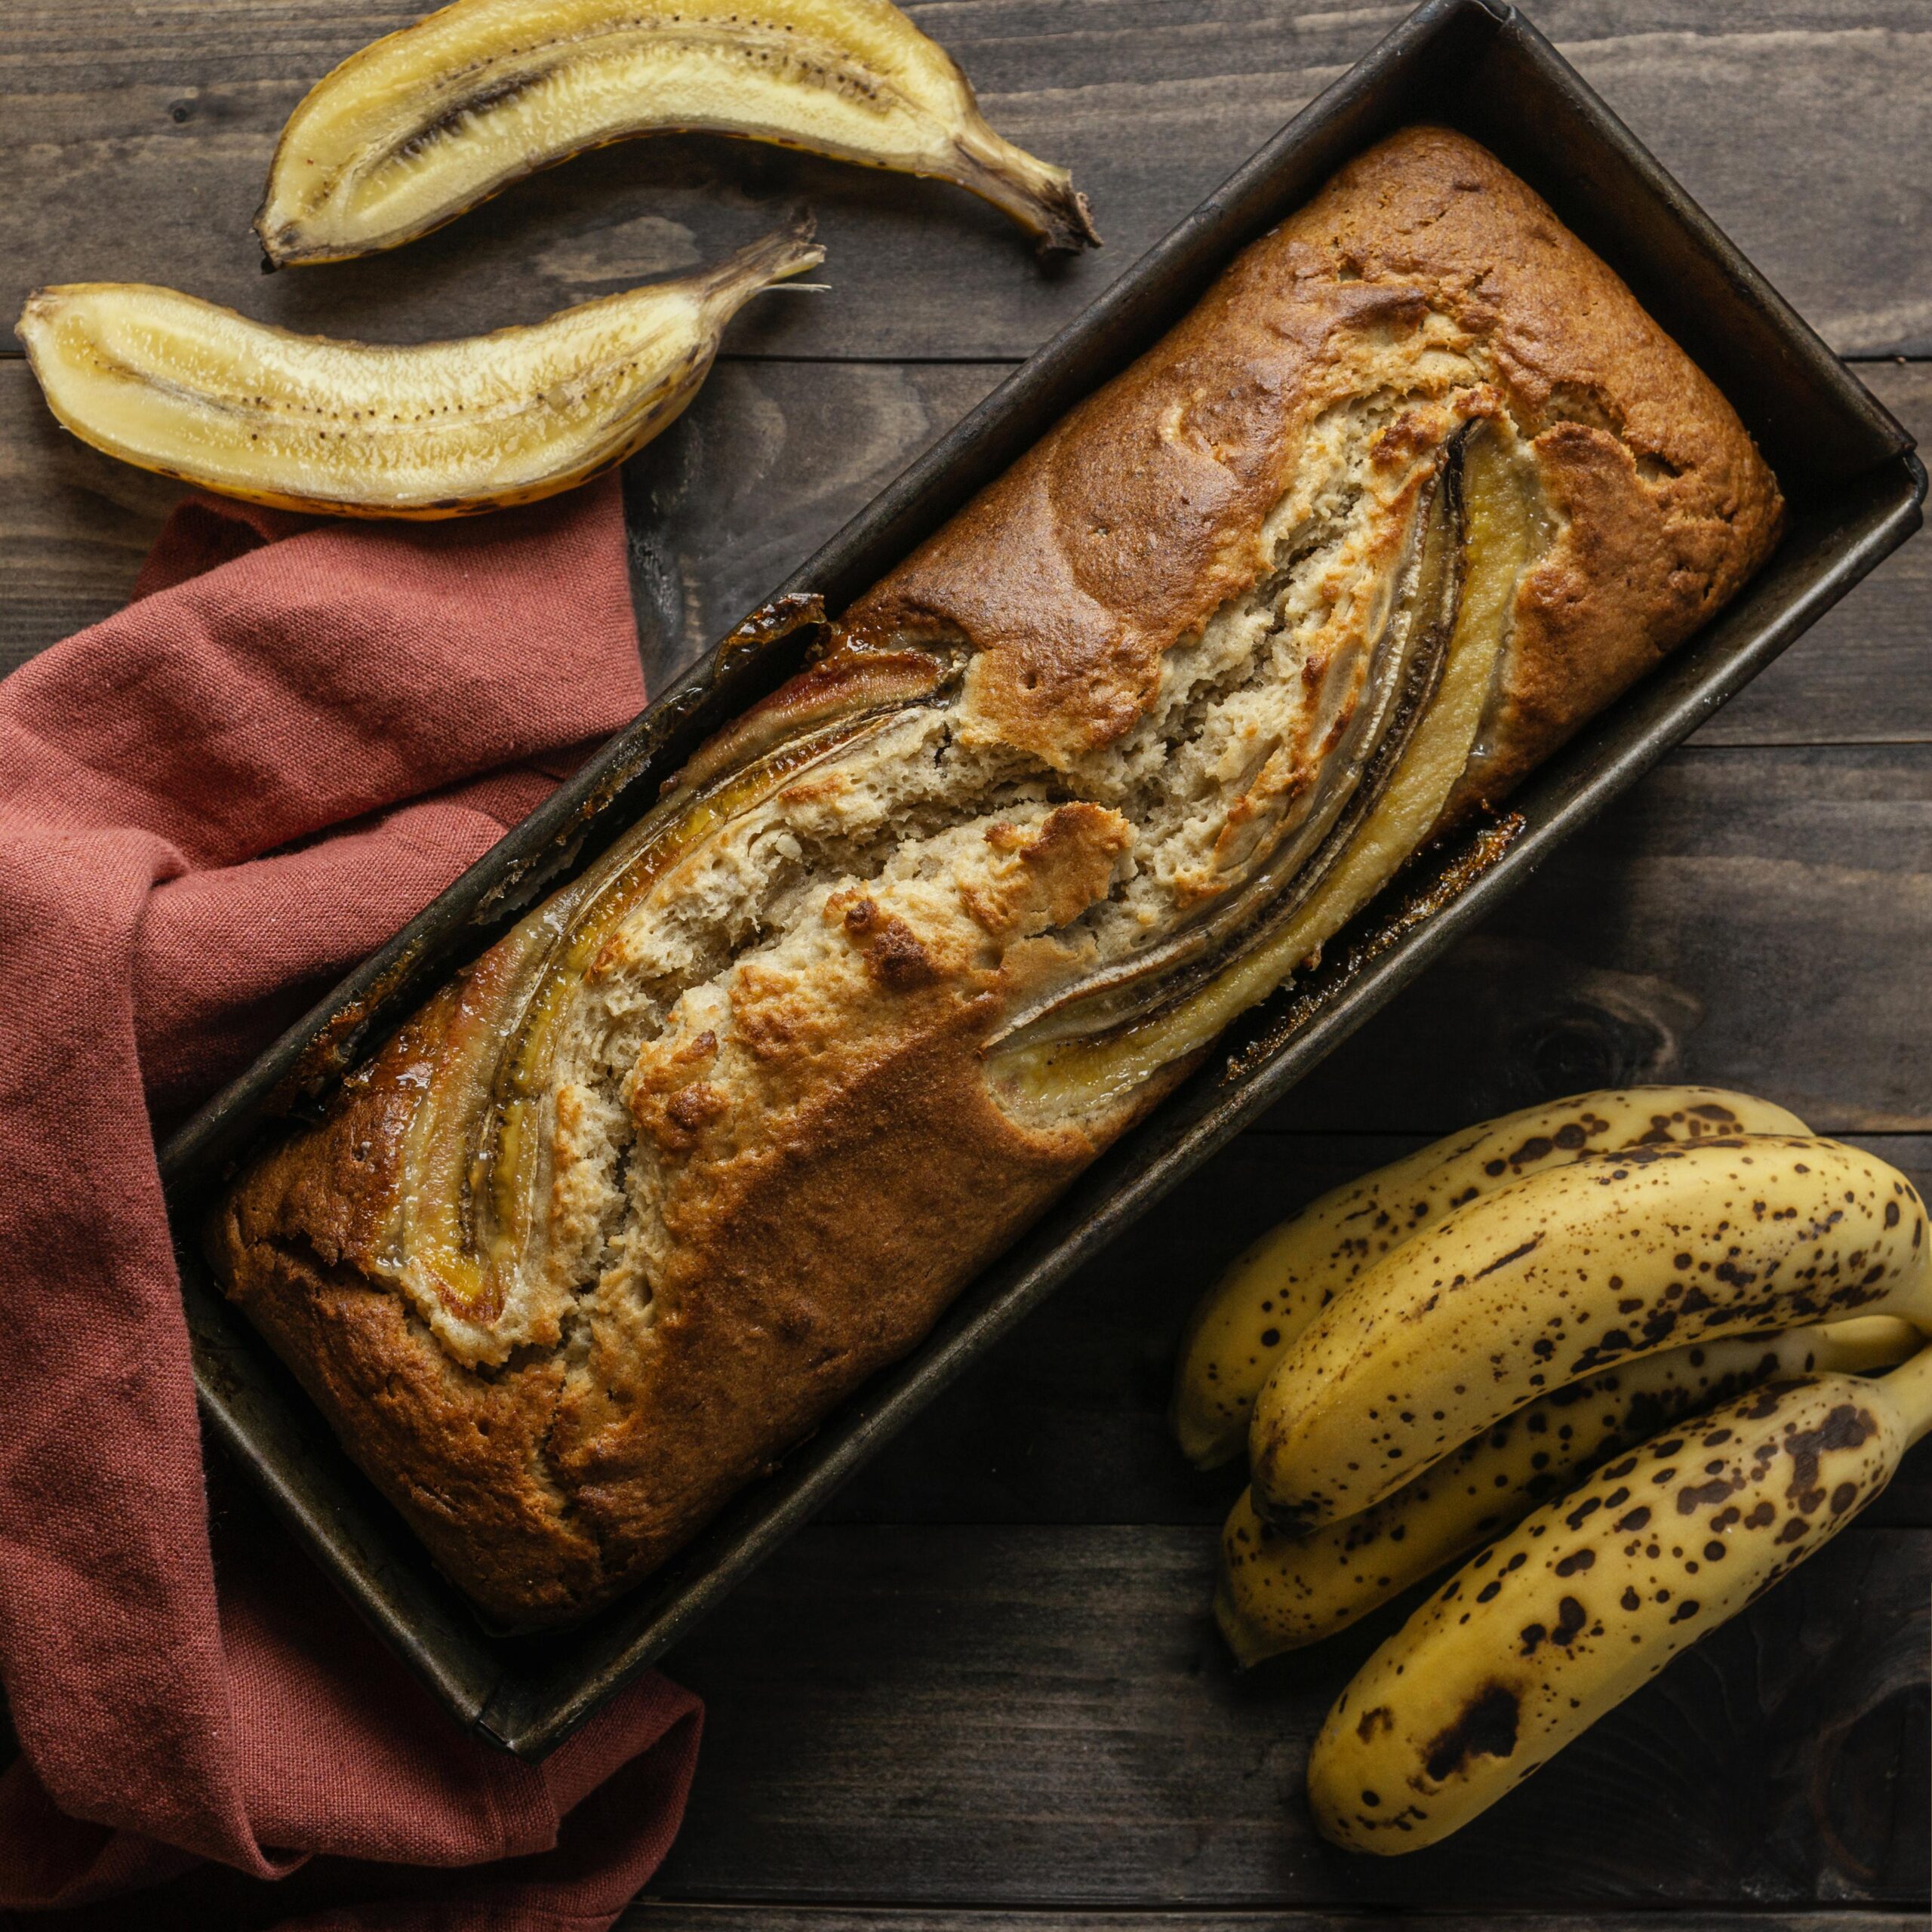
(256, 0, 1100, 265)
(988, 423, 1546, 1118)
(17, 223, 821, 517)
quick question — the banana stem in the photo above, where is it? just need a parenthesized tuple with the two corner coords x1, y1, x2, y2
(700, 217, 826, 309)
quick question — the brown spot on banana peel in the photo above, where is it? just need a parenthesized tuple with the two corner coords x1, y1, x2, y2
(1177, 1090, 1810, 1475)
(1306, 1361, 1921, 1854)
(1217, 1323, 1900, 1663)
(1422, 1683, 1519, 1783)
(1251, 1136, 1931, 1531)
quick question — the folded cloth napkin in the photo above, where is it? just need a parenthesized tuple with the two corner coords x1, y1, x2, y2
(0, 481, 703, 1930)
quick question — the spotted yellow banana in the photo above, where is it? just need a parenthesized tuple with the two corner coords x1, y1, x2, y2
(1173, 1086, 1807, 1469)
(1249, 1134, 1932, 1531)
(1307, 1343, 1932, 1850)
(257, 0, 1099, 266)
(1217, 1315, 1916, 1664)
(17, 224, 820, 518)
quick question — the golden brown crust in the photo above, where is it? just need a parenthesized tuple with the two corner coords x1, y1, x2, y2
(214, 801, 1167, 1626)
(845, 125, 1781, 807)
(548, 1002, 1123, 1584)
(209, 127, 1780, 1626)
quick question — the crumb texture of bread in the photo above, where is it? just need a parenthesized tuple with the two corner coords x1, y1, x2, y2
(209, 127, 1780, 1626)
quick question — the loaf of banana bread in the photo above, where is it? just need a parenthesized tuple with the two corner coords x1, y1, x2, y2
(208, 126, 1782, 1626)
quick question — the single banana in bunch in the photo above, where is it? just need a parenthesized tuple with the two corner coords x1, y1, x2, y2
(1173, 1086, 1932, 1850)
(1308, 1341, 1932, 1850)
(1248, 1131, 1931, 1530)
(1218, 1315, 1918, 1663)
(1172, 1086, 1808, 1468)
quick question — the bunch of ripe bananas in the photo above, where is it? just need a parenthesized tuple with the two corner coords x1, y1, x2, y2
(1171, 1085, 1932, 1852)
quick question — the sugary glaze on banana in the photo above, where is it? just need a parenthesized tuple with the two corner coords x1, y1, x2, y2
(17, 226, 822, 516)
(1174, 1087, 1811, 1469)
(1307, 1345, 1932, 1850)
(1217, 1315, 1918, 1662)
(256, 0, 1099, 263)
(211, 129, 1786, 1624)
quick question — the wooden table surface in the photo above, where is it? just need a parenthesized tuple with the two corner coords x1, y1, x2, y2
(4, 1, 1929, 1924)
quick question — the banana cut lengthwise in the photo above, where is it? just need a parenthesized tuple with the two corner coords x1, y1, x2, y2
(989, 422, 1543, 1121)
(16, 224, 823, 517)
(1173, 1084, 1809, 1469)
(1217, 1316, 1918, 1664)
(257, 0, 1100, 265)
(1248, 1134, 1932, 1532)
(1307, 1345, 1932, 1852)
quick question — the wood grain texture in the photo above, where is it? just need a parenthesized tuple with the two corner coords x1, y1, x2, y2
(651, 1522, 1929, 1907)
(0, 361, 186, 674)
(2, 2, 1929, 359)
(820, 1133, 1932, 1531)
(1279, 744, 1932, 1134)
(3, 358, 1926, 740)
(620, 360, 1003, 693)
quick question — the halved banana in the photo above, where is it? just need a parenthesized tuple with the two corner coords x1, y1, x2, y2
(989, 422, 1545, 1120)
(17, 223, 823, 518)
(256, 0, 1100, 265)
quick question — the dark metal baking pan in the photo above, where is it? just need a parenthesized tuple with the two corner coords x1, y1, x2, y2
(162, 0, 1924, 1758)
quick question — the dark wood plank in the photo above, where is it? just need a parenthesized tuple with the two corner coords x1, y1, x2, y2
(0, 360, 186, 675)
(652, 1522, 1930, 1908)
(4, 358, 1927, 742)
(3, 2, 1930, 359)
(620, 360, 1003, 694)
(626, 1912, 1925, 1929)
(1275, 743, 1932, 1134)
(1700, 361, 1932, 746)
(820, 1133, 1932, 1531)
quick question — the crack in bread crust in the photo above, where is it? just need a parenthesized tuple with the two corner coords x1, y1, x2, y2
(208, 127, 1782, 1626)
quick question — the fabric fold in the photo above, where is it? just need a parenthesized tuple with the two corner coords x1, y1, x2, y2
(0, 478, 702, 1929)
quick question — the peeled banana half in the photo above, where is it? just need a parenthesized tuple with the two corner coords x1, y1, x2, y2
(1247, 1133, 1932, 1531)
(1172, 1085, 1808, 1469)
(257, 0, 1100, 265)
(1307, 1344, 1932, 1851)
(17, 223, 822, 517)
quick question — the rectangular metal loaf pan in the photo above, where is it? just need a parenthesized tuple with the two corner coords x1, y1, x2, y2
(162, 0, 1924, 1759)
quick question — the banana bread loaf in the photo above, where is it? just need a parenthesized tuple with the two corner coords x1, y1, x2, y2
(207, 126, 1782, 1626)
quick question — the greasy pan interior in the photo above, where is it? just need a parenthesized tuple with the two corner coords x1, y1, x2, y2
(162, 0, 1923, 1757)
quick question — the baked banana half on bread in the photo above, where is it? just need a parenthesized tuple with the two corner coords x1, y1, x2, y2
(208, 127, 1783, 1626)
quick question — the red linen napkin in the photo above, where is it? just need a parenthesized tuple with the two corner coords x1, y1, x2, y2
(0, 480, 703, 1929)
